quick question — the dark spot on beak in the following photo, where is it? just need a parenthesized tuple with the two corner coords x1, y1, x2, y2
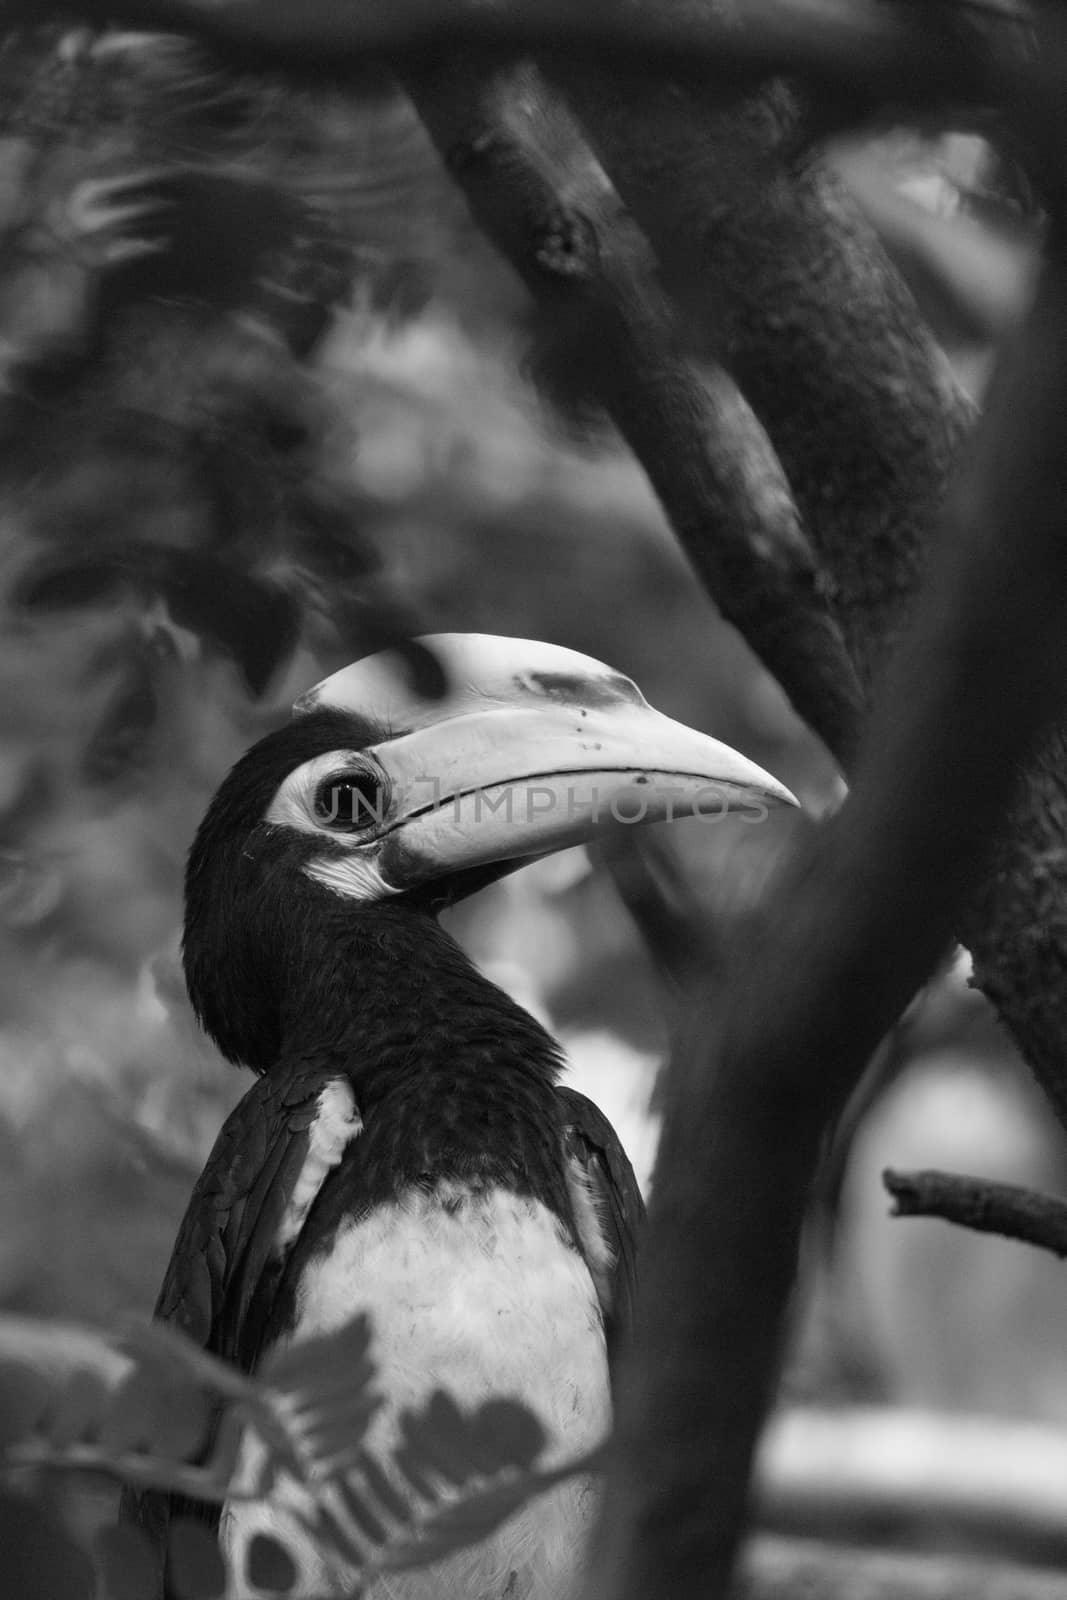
(523, 671, 645, 707)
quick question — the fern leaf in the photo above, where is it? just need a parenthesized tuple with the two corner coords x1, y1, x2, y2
(396, 1390, 474, 1489)
(375, 1473, 542, 1573)
(118, 1318, 259, 1404)
(246, 1532, 298, 1594)
(351, 1446, 413, 1524)
(289, 1389, 585, 1582)
(464, 1398, 549, 1476)
(0, 1313, 247, 1501)
(38, 1365, 114, 1449)
(282, 1392, 385, 1483)
(264, 1313, 374, 1393)
(167, 1518, 228, 1600)
(374, 1454, 601, 1575)
(332, 1472, 391, 1547)
(254, 1313, 383, 1484)
(97, 1362, 213, 1460)
(93, 1522, 159, 1600)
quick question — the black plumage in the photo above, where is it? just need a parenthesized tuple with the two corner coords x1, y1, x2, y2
(128, 700, 644, 1596)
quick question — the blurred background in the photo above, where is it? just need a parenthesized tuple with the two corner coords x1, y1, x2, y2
(0, 22, 1064, 1568)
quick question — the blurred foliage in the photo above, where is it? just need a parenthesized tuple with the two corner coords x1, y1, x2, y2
(0, 1307, 571, 1597)
(0, 17, 1061, 1593)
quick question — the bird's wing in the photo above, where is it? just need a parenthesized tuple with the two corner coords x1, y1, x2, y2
(122, 1062, 361, 1584)
(556, 1085, 645, 1371)
(155, 1063, 361, 1366)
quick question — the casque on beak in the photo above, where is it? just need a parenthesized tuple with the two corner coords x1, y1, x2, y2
(296, 634, 798, 897)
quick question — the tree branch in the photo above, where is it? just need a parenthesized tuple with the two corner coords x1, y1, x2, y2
(543, 9, 1067, 1128)
(0, 0, 1033, 116)
(396, 58, 864, 766)
(586, 91, 1067, 1598)
(885, 1168, 1067, 1259)
(546, 65, 974, 691)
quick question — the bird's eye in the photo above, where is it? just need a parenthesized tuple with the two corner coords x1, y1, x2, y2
(313, 769, 388, 831)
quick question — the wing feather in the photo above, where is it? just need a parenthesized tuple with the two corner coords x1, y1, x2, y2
(123, 1061, 360, 1589)
(557, 1085, 645, 1375)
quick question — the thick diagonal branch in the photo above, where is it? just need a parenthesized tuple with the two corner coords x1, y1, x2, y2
(396, 59, 863, 766)
(587, 238, 1067, 1600)
(544, 21, 1067, 1124)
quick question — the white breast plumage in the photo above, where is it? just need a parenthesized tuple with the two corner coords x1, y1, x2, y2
(222, 1184, 611, 1600)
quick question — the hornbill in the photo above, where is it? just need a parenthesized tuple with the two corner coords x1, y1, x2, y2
(133, 633, 796, 1598)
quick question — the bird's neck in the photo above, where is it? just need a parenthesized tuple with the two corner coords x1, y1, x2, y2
(273, 902, 573, 1216)
(274, 902, 563, 1104)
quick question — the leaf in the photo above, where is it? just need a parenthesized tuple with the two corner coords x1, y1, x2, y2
(368, 258, 433, 325)
(0, 1363, 52, 1447)
(0, 1490, 94, 1600)
(0, 849, 64, 929)
(246, 1533, 298, 1594)
(391, 1391, 547, 1497)
(285, 1390, 384, 1483)
(259, 1313, 382, 1482)
(352, 1447, 412, 1524)
(82, 657, 158, 786)
(0, 1315, 129, 1453)
(375, 1453, 600, 1577)
(119, 1317, 257, 1404)
(167, 1519, 227, 1600)
(305, 1494, 375, 1570)
(11, 555, 135, 612)
(5, 1330, 264, 1494)
(377, 1472, 542, 1573)
(159, 552, 301, 697)
(332, 1472, 389, 1547)
(93, 1522, 159, 1600)
(265, 1314, 374, 1395)
(0, 1315, 127, 1377)
(397, 1390, 475, 1489)
(97, 1363, 214, 1461)
(342, 1397, 584, 1581)
(96, 1369, 166, 1456)
(466, 1398, 548, 1475)
(130, 171, 306, 311)
(392, 1437, 436, 1502)
(0, 1314, 239, 1496)
(293, 524, 377, 587)
(41, 1364, 113, 1447)
(0, 1319, 252, 1501)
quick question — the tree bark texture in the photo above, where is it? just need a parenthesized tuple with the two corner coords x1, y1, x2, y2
(545, 52, 1067, 1123)
(398, 57, 864, 767)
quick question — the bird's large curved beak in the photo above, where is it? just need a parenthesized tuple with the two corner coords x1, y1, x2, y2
(368, 701, 795, 892)
(300, 637, 797, 898)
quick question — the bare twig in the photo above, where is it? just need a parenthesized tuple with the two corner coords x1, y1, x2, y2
(885, 1168, 1067, 1259)
(586, 43, 1067, 1592)
(398, 59, 864, 767)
